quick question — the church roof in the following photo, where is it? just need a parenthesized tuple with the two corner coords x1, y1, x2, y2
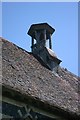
(1, 37, 80, 119)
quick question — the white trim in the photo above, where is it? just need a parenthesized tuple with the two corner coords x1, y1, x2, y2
(2, 96, 26, 107)
(2, 96, 65, 120)
(0, 113, 2, 119)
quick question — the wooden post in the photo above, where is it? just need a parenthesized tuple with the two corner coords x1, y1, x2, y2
(35, 31, 38, 40)
(44, 29, 46, 47)
(32, 37, 34, 52)
(49, 34, 52, 49)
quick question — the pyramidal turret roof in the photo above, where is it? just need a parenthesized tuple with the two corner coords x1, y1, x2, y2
(1, 37, 80, 120)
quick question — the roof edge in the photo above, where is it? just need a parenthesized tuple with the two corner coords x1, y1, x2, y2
(2, 84, 80, 120)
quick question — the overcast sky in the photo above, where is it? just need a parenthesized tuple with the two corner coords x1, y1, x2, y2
(2, 2, 79, 76)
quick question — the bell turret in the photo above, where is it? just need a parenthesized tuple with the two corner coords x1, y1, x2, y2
(28, 23, 61, 71)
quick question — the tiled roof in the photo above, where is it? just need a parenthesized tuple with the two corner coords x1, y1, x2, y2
(1, 37, 80, 119)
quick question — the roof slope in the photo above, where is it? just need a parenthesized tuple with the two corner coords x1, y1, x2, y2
(1, 38, 80, 118)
